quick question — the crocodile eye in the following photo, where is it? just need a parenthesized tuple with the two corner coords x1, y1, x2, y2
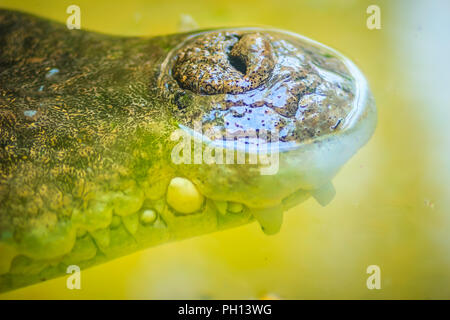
(172, 32, 275, 95)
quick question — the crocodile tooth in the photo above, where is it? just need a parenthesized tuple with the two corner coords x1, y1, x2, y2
(311, 181, 336, 207)
(214, 200, 228, 215)
(122, 213, 139, 235)
(166, 177, 204, 214)
(282, 189, 310, 211)
(140, 209, 157, 225)
(110, 215, 122, 229)
(251, 204, 283, 235)
(90, 228, 110, 250)
(228, 202, 243, 213)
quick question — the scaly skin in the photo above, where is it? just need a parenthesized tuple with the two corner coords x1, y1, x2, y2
(0, 10, 376, 292)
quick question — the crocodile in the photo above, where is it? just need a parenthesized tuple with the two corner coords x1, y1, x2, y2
(0, 9, 376, 292)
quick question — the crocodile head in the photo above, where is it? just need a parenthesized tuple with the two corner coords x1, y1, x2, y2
(158, 28, 376, 230)
(0, 10, 376, 292)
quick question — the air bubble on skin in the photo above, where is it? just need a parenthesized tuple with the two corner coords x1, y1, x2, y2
(45, 68, 59, 78)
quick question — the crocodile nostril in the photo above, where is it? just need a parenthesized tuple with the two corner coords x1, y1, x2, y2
(228, 54, 247, 75)
(229, 33, 274, 79)
(172, 32, 275, 95)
